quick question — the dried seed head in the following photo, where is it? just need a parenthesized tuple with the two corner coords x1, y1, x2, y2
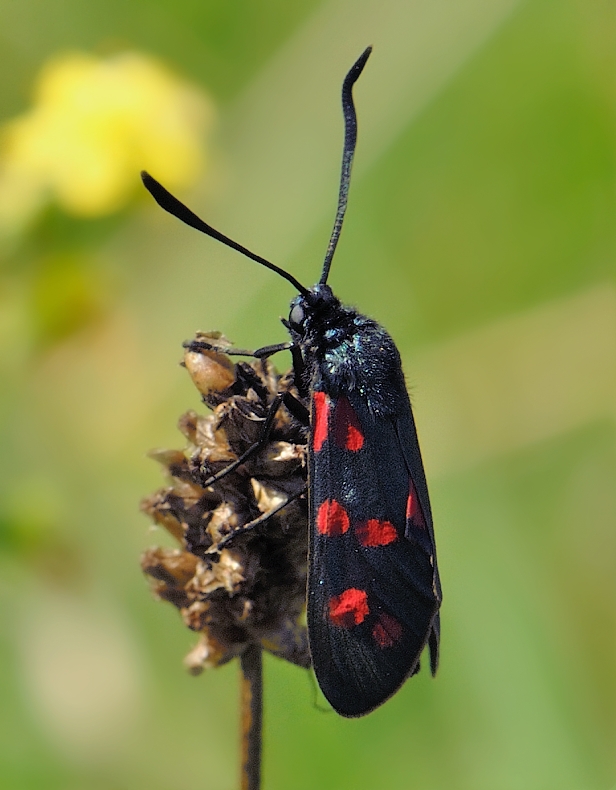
(141, 334, 310, 673)
(183, 331, 236, 397)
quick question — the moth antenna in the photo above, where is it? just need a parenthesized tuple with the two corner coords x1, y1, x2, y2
(319, 46, 372, 285)
(141, 171, 310, 296)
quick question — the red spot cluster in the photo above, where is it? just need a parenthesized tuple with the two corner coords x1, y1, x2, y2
(328, 591, 403, 650)
(313, 391, 407, 651)
(312, 391, 330, 452)
(317, 500, 350, 536)
(312, 393, 365, 453)
(355, 519, 398, 547)
(406, 479, 427, 529)
(372, 613, 403, 648)
(332, 396, 364, 451)
(328, 588, 369, 627)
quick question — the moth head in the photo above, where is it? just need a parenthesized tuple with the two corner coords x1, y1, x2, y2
(288, 285, 339, 335)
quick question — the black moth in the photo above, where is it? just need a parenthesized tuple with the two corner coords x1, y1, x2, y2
(142, 46, 441, 718)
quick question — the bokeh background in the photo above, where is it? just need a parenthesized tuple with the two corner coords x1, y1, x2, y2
(0, 1, 614, 788)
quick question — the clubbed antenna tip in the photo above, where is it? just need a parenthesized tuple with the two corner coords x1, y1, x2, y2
(141, 171, 309, 296)
(319, 46, 372, 285)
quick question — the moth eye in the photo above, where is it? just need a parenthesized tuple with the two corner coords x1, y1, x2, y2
(289, 304, 305, 328)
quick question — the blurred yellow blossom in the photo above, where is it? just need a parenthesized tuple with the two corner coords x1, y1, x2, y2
(0, 51, 213, 230)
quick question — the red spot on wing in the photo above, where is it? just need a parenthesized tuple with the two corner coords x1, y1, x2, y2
(317, 500, 350, 536)
(332, 396, 364, 451)
(312, 391, 330, 452)
(355, 519, 398, 547)
(372, 613, 403, 648)
(406, 478, 427, 529)
(329, 588, 369, 627)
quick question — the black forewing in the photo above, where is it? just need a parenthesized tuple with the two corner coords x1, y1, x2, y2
(394, 405, 442, 674)
(307, 388, 441, 717)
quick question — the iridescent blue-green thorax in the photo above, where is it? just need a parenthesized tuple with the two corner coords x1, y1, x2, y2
(287, 285, 408, 417)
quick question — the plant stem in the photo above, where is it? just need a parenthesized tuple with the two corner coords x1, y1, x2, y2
(240, 645, 263, 790)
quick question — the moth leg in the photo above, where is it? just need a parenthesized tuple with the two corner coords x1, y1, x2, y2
(280, 390, 309, 426)
(198, 392, 286, 488)
(289, 345, 308, 398)
(198, 391, 309, 487)
(183, 338, 293, 360)
(198, 391, 308, 490)
(217, 486, 307, 549)
(198, 386, 308, 488)
(184, 337, 308, 399)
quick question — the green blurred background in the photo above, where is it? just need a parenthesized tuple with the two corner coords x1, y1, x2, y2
(0, 0, 614, 788)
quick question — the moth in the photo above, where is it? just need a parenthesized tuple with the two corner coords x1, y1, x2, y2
(142, 46, 441, 717)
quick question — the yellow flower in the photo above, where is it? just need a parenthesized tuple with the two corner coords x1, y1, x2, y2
(0, 51, 213, 228)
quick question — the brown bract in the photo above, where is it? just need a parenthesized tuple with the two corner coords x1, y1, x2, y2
(141, 332, 310, 673)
